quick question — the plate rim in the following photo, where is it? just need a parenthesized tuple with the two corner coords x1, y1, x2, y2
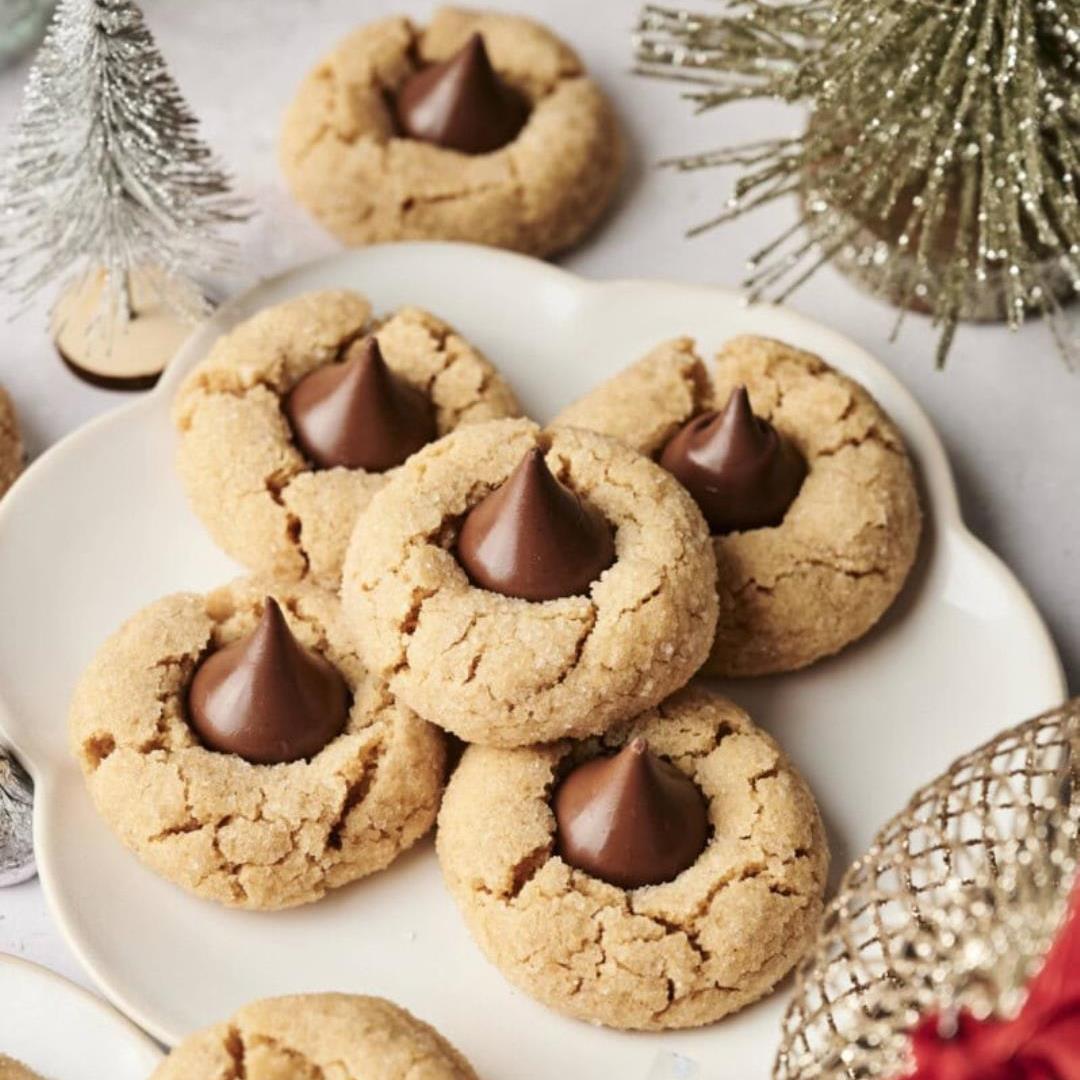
(0, 951, 165, 1068)
(0, 242, 1067, 1049)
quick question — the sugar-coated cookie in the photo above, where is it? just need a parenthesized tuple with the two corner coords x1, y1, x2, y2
(436, 686, 829, 1029)
(69, 579, 446, 910)
(553, 335, 922, 675)
(342, 418, 718, 748)
(152, 994, 477, 1080)
(0, 384, 24, 501)
(173, 290, 520, 587)
(280, 7, 623, 257)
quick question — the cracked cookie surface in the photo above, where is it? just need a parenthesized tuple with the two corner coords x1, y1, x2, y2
(0, 384, 23, 501)
(436, 685, 829, 1030)
(553, 335, 923, 675)
(152, 994, 477, 1080)
(69, 579, 446, 911)
(342, 418, 718, 748)
(279, 7, 623, 256)
(173, 290, 520, 587)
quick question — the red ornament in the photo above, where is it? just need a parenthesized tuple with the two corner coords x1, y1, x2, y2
(903, 882, 1080, 1080)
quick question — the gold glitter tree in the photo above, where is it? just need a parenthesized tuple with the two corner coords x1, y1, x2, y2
(635, 0, 1080, 365)
(774, 699, 1080, 1079)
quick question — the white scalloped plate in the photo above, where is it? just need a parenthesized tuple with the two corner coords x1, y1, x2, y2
(0, 244, 1065, 1079)
(0, 953, 163, 1077)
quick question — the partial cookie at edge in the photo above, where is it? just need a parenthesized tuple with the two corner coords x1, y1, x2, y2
(0, 1056, 41, 1080)
(0, 384, 24, 500)
(151, 994, 478, 1080)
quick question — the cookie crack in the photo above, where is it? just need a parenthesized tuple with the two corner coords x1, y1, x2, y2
(225, 1025, 248, 1080)
(508, 841, 555, 899)
(529, 605, 598, 697)
(83, 733, 116, 771)
(735, 556, 889, 597)
(327, 748, 381, 851)
(247, 1033, 329, 1079)
(265, 470, 311, 577)
(812, 422, 905, 460)
(400, 176, 509, 215)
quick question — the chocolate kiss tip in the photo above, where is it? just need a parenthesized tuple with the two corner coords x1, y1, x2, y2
(455, 445, 616, 602)
(726, 384, 754, 423)
(284, 334, 435, 473)
(260, 595, 285, 630)
(553, 740, 709, 890)
(186, 595, 350, 766)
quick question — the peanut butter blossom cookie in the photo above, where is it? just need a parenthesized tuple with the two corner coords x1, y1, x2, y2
(173, 290, 520, 586)
(69, 579, 446, 910)
(436, 686, 829, 1030)
(553, 335, 922, 676)
(280, 7, 623, 256)
(151, 994, 477, 1080)
(0, 384, 24, 501)
(341, 418, 718, 748)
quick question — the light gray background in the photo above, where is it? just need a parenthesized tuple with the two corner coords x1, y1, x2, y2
(0, 0, 1076, 1009)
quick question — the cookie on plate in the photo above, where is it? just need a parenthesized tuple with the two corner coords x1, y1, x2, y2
(173, 290, 520, 587)
(552, 335, 922, 676)
(280, 7, 623, 256)
(342, 418, 718, 748)
(152, 994, 477, 1080)
(436, 685, 829, 1030)
(69, 579, 446, 910)
(0, 384, 24, 501)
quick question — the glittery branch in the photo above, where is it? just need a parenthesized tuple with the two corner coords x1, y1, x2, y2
(635, 0, 1080, 366)
(0, 0, 250, 324)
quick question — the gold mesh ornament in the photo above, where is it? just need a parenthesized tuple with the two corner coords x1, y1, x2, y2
(774, 698, 1080, 1080)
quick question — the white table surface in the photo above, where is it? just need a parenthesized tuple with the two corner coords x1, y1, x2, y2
(0, 0, 1077, 1023)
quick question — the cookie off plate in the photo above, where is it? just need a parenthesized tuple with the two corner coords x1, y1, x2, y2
(0, 244, 1064, 1078)
(0, 954, 163, 1078)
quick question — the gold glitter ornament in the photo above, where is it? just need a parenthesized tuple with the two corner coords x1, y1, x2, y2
(635, 0, 1080, 366)
(773, 698, 1080, 1080)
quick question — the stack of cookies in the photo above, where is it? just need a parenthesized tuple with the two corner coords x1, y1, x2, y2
(68, 283, 922, 1050)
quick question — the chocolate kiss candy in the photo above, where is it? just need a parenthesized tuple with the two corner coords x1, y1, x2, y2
(395, 33, 529, 154)
(659, 386, 807, 534)
(554, 739, 709, 889)
(284, 337, 436, 472)
(187, 598, 350, 765)
(456, 447, 616, 602)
